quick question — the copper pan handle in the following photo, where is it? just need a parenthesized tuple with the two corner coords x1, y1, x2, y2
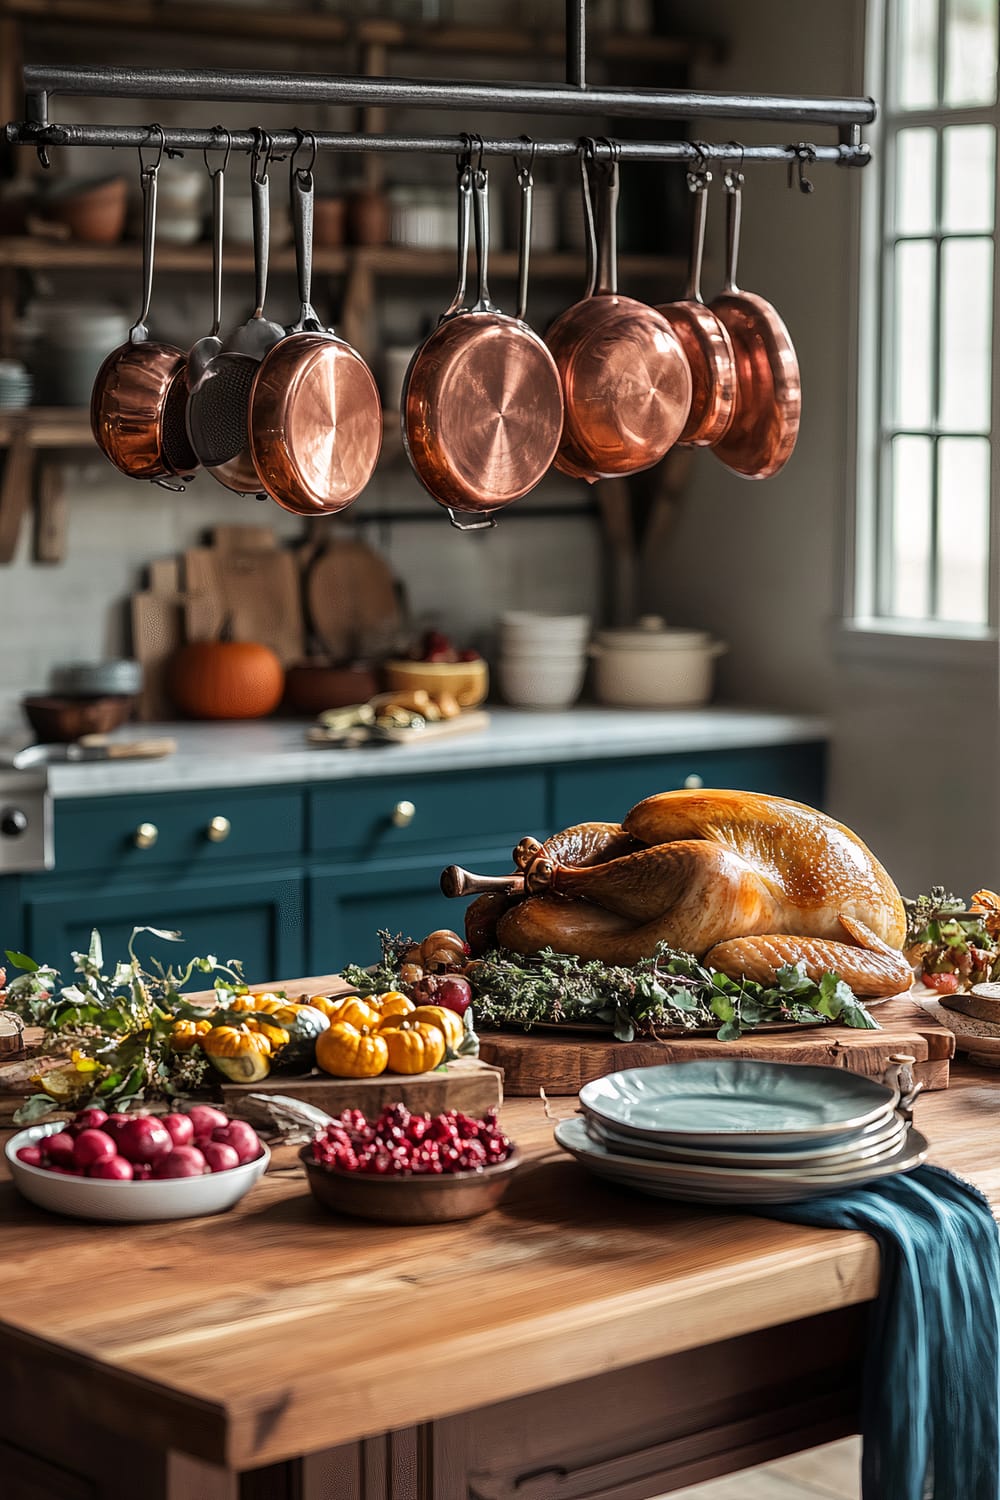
(722, 169, 743, 295)
(440, 866, 525, 899)
(515, 162, 533, 322)
(251, 145, 270, 318)
(442, 166, 473, 320)
(290, 164, 321, 333)
(470, 167, 498, 314)
(209, 163, 224, 338)
(130, 158, 158, 343)
(593, 154, 620, 297)
(580, 146, 598, 299)
(684, 169, 710, 304)
(447, 508, 497, 531)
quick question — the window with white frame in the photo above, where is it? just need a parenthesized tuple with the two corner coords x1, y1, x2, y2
(861, 0, 998, 628)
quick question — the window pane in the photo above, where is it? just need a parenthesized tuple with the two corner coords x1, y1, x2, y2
(939, 237, 993, 429)
(937, 437, 990, 620)
(942, 124, 996, 232)
(897, 0, 940, 108)
(944, 0, 998, 106)
(892, 240, 936, 426)
(890, 436, 934, 618)
(896, 127, 937, 233)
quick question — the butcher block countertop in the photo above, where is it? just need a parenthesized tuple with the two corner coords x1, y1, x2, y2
(0, 1057, 994, 1476)
(12, 706, 828, 797)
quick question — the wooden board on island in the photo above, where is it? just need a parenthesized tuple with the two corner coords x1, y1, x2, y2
(477, 991, 955, 1095)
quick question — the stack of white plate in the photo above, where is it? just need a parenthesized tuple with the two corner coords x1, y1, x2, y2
(497, 611, 590, 710)
(556, 1059, 928, 1206)
(0, 360, 32, 409)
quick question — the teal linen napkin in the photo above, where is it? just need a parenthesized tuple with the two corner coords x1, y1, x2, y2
(766, 1164, 1000, 1500)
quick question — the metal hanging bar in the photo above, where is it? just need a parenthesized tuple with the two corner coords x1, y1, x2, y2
(3, 119, 870, 168)
(20, 63, 877, 130)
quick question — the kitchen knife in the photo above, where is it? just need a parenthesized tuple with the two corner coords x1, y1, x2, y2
(10, 737, 177, 769)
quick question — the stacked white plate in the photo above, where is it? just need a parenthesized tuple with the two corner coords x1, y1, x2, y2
(497, 611, 590, 709)
(0, 359, 32, 409)
(555, 1059, 928, 1206)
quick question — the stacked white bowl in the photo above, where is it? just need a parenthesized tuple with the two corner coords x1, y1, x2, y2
(496, 611, 590, 710)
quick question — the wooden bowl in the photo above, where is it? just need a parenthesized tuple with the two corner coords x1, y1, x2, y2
(313, 196, 346, 248)
(299, 1146, 520, 1224)
(45, 176, 128, 244)
(22, 694, 132, 743)
(284, 662, 378, 716)
(383, 657, 489, 709)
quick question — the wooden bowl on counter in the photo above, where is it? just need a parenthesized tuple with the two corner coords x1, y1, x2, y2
(383, 657, 489, 709)
(299, 1146, 520, 1224)
(22, 694, 132, 743)
(43, 175, 128, 244)
(284, 661, 379, 716)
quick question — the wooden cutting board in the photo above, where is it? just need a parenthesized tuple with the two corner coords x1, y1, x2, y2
(477, 992, 955, 1096)
(220, 1058, 502, 1118)
(306, 536, 401, 661)
(131, 558, 185, 720)
(184, 543, 305, 664)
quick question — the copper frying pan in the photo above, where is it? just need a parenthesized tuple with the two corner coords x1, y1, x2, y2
(546, 148, 692, 482)
(90, 132, 198, 487)
(249, 152, 382, 515)
(658, 168, 736, 446)
(402, 164, 564, 528)
(709, 170, 801, 479)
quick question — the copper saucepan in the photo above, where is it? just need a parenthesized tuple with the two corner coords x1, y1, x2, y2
(249, 148, 383, 515)
(402, 162, 564, 528)
(90, 131, 198, 487)
(546, 147, 692, 482)
(658, 166, 736, 447)
(709, 169, 801, 480)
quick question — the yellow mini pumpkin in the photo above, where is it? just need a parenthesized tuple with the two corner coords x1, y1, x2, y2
(408, 1004, 464, 1053)
(376, 990, 415, 1020)
(169, 1018, 213, 1052)
(316, 1022, 388, 1079)
(245, 1017, 289, 1051)
(201, 1024, 272, 1083)
(326, 997, 382, 1031)
(231, 993, 284, 1015)
(383, 1020, 446, 1075)
(303, 994, 341, 1019)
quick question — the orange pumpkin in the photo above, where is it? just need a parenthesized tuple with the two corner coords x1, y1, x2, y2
(326, 996, 382, 1030)
(316, 1022, 388, 1078)
(168, 640, 285, 721)
(383, 1020, 445, 1075)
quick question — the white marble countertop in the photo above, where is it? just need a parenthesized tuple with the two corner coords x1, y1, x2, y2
(9, 706, 829, 799)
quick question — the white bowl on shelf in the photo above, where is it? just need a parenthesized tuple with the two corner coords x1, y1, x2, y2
(497, 652, 586, 709)
(6, 1121, 270, 1222)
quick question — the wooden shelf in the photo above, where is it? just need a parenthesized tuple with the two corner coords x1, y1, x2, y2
(0, 406, 92, 446)
(0, 0, 721, 66)
(0, 236, 681, 281)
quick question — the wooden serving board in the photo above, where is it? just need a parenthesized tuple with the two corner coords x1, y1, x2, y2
(219, 1057, 502, 1118)
(477, 992, 955, 1096)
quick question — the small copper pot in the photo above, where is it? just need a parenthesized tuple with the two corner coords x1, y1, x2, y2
(546, 151, 692, 482)
(90, 149, 198, 485)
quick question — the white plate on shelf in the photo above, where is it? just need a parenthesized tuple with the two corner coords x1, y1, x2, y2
(579, 1060, 898, 1148)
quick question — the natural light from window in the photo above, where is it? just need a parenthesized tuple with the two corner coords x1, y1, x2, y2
(867, 0, 998, 628)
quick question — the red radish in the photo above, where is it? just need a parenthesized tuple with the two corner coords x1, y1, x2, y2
(116, 1116, 172, 1165)
(89, 1156, 133, 1180)
(73, 1129, 117, 1169)
(161, 1113, 195, 1148)
(435, 976, 472, 1017)
(15, 1144, 43, 1167)
(44, 1131, 77, 1166)
(103, 1112, 132, 1139)
(186, 1104, 228, 1143)
(202, 1141, 240, 1173)
(211, 1120, 261, 1164)
(71, 1106, 109, 1134)
(154, 1146, 207, 1179)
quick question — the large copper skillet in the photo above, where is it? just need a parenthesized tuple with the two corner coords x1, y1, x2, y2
(90, 134, 198, 487)
(658, 168, 736, 447)
(248, 155, 382, 515)
(402, 164, 564, 528)
(709, 170, 801, 479)
(546, 149, 692, 482)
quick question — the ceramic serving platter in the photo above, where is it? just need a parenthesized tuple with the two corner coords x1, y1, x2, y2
(579, 1059, 898, 1148)
(582, 1109, 908, 1169)
(555, 1117, 929, 1206)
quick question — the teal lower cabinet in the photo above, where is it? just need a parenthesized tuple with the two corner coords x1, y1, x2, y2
(1, 740, 827, 981)
(20, 869, 305, 982)
(308, 848, 519, 972)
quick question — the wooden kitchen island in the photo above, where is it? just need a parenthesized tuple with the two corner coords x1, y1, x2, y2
(1, 1060, 995, 1500)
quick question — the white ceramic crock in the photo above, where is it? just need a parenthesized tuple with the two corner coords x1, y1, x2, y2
(590, 616, 727, 708)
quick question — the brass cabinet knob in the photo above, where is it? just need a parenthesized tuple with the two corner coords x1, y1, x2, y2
(683, 773, 704, 790)
(391, 799, 416, 828)
(134, 821, 159, 850)
(206, 815, 232, 844)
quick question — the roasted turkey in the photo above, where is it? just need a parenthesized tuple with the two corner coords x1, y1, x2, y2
(446, 790, 911, 997)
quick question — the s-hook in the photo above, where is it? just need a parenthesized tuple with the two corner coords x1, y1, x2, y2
(138, 121, 165, 180)
(203, 123, 232, 179)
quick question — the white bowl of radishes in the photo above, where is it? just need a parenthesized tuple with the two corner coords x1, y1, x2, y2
(6, 1104, 269, 1222)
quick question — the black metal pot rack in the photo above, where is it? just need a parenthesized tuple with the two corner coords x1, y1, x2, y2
(4, 1, 875, 172)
